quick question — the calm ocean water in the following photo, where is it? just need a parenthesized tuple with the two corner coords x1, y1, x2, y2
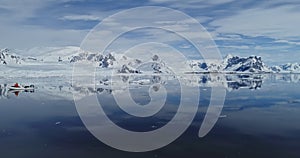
(0, 74, 300, 158)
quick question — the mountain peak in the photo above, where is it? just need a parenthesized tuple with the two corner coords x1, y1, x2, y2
(224, 54, 234, 59)
(272, 63, 300, 72)
(1, 46, 300, 73)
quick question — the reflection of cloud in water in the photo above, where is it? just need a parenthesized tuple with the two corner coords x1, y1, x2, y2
(220, 104, 300, 137)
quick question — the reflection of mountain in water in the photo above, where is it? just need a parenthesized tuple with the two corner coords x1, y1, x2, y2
(226, 75, 263, 90)
(89, 74, 300, 93)
(189, 74, 263, 90)
(0, 84, 9, 98)
(269, 74, 300, 83)
(1, 74, 300, 100)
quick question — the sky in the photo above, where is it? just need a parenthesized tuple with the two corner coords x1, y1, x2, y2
(0, 0, 300, 64)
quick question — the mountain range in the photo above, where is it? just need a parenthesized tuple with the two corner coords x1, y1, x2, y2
(1, 47, 300, 74)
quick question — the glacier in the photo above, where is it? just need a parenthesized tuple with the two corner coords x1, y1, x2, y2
(1, 47, 300, 79)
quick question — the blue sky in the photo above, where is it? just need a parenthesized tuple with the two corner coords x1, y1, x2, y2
(0, 0, 300, 64)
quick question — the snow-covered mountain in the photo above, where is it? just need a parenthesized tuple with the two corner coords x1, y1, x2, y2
(271, 63, 300, 73)
(189, 54, 271, 73)
(23, 46, 83, 63)
(0, 48, 44, 66)
(0, 48, 23, 65)
(1, 46, 300, 74)
(222, 54, 271, 73)
(69, 52, 172, 74)
(188, 60, 222, 72)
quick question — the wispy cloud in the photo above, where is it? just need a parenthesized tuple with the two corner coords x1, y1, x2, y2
(210, 6, 300, 41)
(274, 39, 300, 46)
(149, 0, 235, 9)
(0, 0, 299, 64)
(60, 15, 101, 21)
(220, 45, 250, 50)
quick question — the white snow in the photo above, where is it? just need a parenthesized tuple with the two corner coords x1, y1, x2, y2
(1, 46, 300, 80)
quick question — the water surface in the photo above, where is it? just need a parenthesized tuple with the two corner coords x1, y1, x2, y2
(0, 74, 300, 158)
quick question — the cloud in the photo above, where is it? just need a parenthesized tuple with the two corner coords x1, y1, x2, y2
(0, 0, 94, 49)
(80, 6, 221, 60)
(0, 23, 88, 49)
(220, 45, 250, 49)
(210, 6, 300, 41)
(0, 0, 299, 65)
(274, 39, 300, 46)
(149, 0, 235, 8)
(60, 15, 101, 21)
(179, 44, 192, 49)
(0, 0, 57, 20)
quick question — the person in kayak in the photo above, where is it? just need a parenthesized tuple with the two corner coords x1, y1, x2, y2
(13, 83, 20, 88)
